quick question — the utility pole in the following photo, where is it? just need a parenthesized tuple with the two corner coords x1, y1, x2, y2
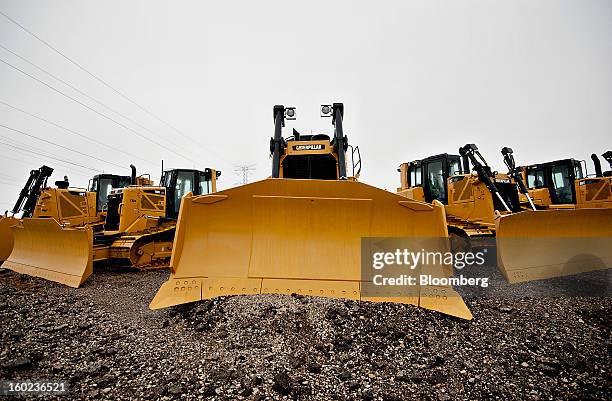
(234, 164, 256, 185)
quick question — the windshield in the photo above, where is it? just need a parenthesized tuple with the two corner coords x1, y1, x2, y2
(94, 176, 131, 212)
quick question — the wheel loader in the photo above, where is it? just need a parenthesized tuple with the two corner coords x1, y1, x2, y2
(1, 165, 131, 265)
(5, 165, 220, 288)
(150, 103, 472, 320)
(495, 148, 612, 283)
(396, 144, 521, 243)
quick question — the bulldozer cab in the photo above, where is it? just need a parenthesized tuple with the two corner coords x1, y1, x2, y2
(278, 133, 338, 180)
(525, 159, 584, 205)
(160, 168, 220, 218)
(399, 154, 463, 204)
(270, 104, 361, 181)
(399, 145, 521, 216)
(89, 174, 132, 213)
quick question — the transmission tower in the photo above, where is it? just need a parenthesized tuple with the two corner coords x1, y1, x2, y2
(234, 164, 256, 185)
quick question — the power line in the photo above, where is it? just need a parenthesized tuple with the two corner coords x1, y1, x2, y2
(0, 178, 22, 188)
(0, 139, 102, 172)
(0, 171, 21, 180)
(0, 100, 155, 166)
(0, 124, 128, 170)
(0, 56, 201, 166)
(0, 10, 230, 166)
(0, 42, 203, 162)
(0, 150, 93, 180)
(0, 10, 177, 131)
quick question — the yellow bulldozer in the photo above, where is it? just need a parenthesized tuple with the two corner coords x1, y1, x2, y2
(150, 103, 472, 320)
(1, 165, 132, 266)
(4, 164, 219, 288)
(511, 150, 612, 210)
(396, 144, 522, 243)
(495, 148, 612, 283)
(91, 167, 220, 269)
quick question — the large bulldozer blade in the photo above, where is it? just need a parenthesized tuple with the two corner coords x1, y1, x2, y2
(3, 218, 93, 288)
(150, 179, 472, 320)
(496, 209, 612, 283)
(0, 216, 17, 265)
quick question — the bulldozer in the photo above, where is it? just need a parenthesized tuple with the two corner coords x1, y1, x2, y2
(4, 165, 219, 288)
(91, 167, 220, 269)
(512, 151, 612, 210)
(150, 103, 472, 320)
(396, 144, 522, 243)
(0, 165, 131, 265)
(495, 148, 612, 283)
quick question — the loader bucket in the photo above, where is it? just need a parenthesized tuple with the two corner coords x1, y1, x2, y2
(150, 178, 472, 320)
(0, 216, 17, 264)
(3, 218, 93, 288)
(496, 209, 612, 283)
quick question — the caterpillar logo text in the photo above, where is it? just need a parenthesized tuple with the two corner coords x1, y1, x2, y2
(293, 144, 324, 151)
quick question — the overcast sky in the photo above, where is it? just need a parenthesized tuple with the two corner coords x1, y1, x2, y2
(0, 0, 611, 212)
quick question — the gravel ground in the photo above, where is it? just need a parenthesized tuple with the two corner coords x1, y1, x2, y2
(0, 266, 610, 400)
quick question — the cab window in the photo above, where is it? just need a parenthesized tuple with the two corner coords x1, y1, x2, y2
(174, 171, 196, 213)
(425, 160, 446, 203)
(551, 165, 572, 203)
(448, 159, 462, 176)
(527, 169, 545, 189)
(574, 164, 584, 180)
(410, 166, 422, 186)
(199, 172, 212, 195)
(95, 178, 115, 212)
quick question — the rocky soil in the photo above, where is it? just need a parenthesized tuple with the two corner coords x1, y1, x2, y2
(0, 266, 610, 400)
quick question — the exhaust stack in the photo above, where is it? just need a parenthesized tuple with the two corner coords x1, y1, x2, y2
(591, 154, 603, 177)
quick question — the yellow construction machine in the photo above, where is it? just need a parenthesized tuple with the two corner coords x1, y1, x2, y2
(5, 165, 219, 287)
(511, 151, 612, 210)
(1, 165, 132, 266)
(495, 148, 612, 283)
(91, 167, 220, 269)
(397, 144, 522, 243)
(150, 103, 472, 320)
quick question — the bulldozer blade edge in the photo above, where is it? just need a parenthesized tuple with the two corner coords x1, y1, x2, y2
(3, 218, 93, 288)
(496, 209, 612, 283)
(151, 277, 472, 320)
(0, 216, 17, 264)
(151, 178, 473, 320)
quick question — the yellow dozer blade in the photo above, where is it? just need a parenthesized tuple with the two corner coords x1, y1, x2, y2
(150, 178, 473, 320)
(0, 216, 17, 265)
(3, 218, 93, 288)
(496, 208, 612, 283)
